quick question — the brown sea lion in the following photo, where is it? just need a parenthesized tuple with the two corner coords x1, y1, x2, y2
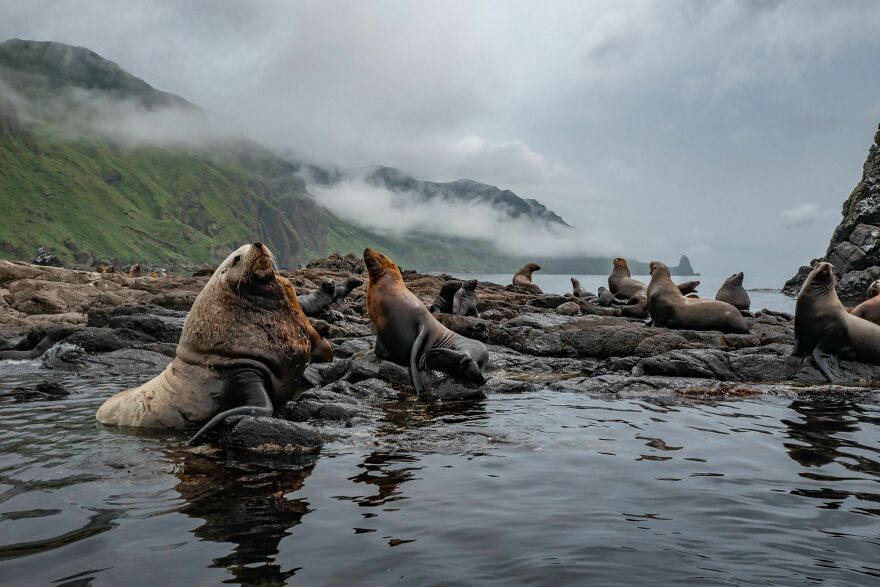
(608, 258, 645, 300)
(453, 279, 479, 317)
(647, 261, 748, 333)
(129, 264, 142, 278)
(429, 280, 462, 314)
(512, 263, 543, 294)
(792, 262, 880, 382)
(715, 272, 750, 311)
(364, 248, 488, 395)
(849, 279, 880, 325)
(96, 243, 314, 444)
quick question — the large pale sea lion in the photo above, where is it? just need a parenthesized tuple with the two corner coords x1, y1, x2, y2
(453, 279, 479, 317)
(364, 248, 488, 395)
(715, 272, 750, 311)
(792, 262, 880, 382)
(647, 261, 748, 333)
(96, 243, 315, 443)
(512, 263, 543, 294)
(849, 279, 880, 325)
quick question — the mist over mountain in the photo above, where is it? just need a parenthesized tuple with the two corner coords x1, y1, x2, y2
(0, 39, 695, 274)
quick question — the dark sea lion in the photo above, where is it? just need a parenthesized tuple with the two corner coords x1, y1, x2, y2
(849, 279, 880, 325)
(792, 262, 880, 382)
(608, 258, 646, 300)
(597, 286, 616, 307)
(96, 243, 314, 443)
(364, 248, 488, 395)
(512, 263, 543, 294)
(435, 313, 489, 342)
(715, 272, 750, 311)
(298, 279, 335, 317)
(571, 278, 595, 299)
(677, 280, 700, 296)
(620, 291, 649, 319)
(0, 326, 77, 360)
(647, 261, 748, 333)
(333, 276, 364, 303)
(453, 279, 480, 317)
(429, 280, 462, 314)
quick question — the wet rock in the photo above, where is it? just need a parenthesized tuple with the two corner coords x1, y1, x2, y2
(10, 379, 70, 402)
(64, 327, 154, 353)
(210, 415, 323, 453)
(333, 337, 372, 358)
(302, 359, 352, 388)
(87, 304, 187, 343)
(483, 377, 543, 394)
(429, 381, 486, 401)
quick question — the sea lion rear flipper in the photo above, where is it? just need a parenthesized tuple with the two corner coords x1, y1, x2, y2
(812, 349, 844, 384)
(421, 348, 486, 385)
(410, 324, 429, 396)
(187, 368, 273, 445)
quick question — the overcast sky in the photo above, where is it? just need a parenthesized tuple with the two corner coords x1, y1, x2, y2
(3, 0, 880, 278)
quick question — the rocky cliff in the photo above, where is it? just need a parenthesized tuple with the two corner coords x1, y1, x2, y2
(784, 124, 880, 302)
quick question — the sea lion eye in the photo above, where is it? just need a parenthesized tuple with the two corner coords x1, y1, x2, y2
(232, 255, 241, 266)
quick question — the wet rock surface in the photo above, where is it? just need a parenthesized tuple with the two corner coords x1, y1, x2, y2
(2, 256, 877, 451)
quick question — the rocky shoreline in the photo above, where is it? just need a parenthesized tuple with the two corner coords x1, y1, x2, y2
(2, 256, 877, 452)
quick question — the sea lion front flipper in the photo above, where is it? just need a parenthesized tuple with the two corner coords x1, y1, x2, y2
(187, 368, 273, 445)
(409, 324, 429, 396)
(812, 349, 844, 384)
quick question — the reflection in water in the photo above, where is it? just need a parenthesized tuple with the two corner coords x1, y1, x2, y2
(170, 450, 316, 585)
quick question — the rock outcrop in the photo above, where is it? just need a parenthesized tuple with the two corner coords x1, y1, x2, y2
(784, 124, 880, 302)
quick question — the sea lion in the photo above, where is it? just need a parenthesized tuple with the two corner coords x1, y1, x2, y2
(647, 261, 748, 334)
(792, 262, 880, 382)
(512, 263, 543, 294)
(96, 242, 314, 443)
(715, 272, 750, 311)
(278, 276, 333, 364)
(96, 264, 115, 274)
(435, 313, 489, 342)
(849, 279, 880, 325)
(620, 291, 649, 319)
(364, 248, 488, 395)
(453, 279, 479, 317)
(129, 264, 142, 278)
(608, 258, 645, 300)
(677, 280, 700, 296)
(556, 301, 580, 316)
(597, 286, 616, 307)
(298, 279, 335, 317)
(333, 276, 364, 303)
(429, 280, 462, 314)
(571, 278, 595, 299)
(0, 326, 77, 360)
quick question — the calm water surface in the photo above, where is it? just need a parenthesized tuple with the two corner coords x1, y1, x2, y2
(2, 357, 879, 585)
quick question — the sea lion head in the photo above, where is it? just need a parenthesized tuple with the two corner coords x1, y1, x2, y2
(571, 277, 580, 288)
(462, 279, 478, 292)
(868, 280, 880, 299)
(613, 257, 629, 270)
(726, 272, 744, 286)
(598, 286, 607, 293)
(363, 248, 401, 281)
(319, 279, 335, 296)
(212, 242, 280, 299)
(649, 261, 671, 279)
(802, 262, 836, 295)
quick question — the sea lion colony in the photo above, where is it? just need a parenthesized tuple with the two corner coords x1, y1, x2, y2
(79, 244, 880, 444)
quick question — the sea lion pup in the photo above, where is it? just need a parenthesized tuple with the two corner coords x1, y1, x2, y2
(849, 279, 880, 325)
(512, 263, 543, 294)
(677, 280, 700, 296)
(792, 262, 880, 382)
(333, 275, 364, 303)
(608, 258, 646, 300)
(571, 278, 595, 299)
(647, 261, 748, 334)
(298, 279, 335, 317)
(453, 279, 480, 317)
(364, 248, 488, 395)
(596, 286, 616, 307)
(715, 272, 750, 311)
(129, 264, 142, 277)
(435, 313, 489, 342)
(429, 279, 462, 314)
(96, 242, 313, 443)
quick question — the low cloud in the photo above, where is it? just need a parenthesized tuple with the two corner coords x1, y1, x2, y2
(780, 203, 839, 228)
(310, 172, 619, 258)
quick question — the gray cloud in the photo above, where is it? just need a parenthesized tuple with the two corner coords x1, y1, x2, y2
(2, 0, 880, 276)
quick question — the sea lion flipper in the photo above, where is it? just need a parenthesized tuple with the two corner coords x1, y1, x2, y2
(410, 324, 429, 396)
(812, 349, 843, 383)
(187, 368, 273, 445)
(422, 348, 486, 385)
